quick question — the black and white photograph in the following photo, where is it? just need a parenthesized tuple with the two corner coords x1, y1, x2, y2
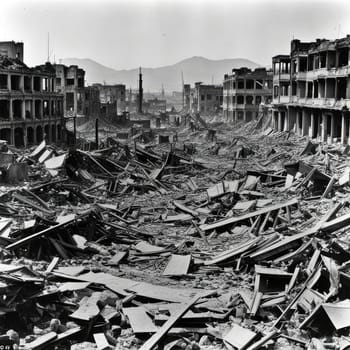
(2, 0, 350, 349)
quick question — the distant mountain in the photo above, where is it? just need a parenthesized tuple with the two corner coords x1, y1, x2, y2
(61, 56, 260, 91)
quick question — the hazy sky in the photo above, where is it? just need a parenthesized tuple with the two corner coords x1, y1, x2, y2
(3, 0, 350, 70)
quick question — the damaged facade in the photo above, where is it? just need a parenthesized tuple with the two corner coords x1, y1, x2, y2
(0, 45, 63, 147)
(223, 67, 273, 122)
(192, 82, 223, 115)
(83, 86, 101, 119)
(272, 36, 350, 144)
(144, 97, 167, 113)
(0, 40, 24, 61)
(54, 64, 85, 116)
(94, 83, 126, 119)
(183, 83, 191, 111)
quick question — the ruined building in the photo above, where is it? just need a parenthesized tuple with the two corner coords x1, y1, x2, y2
(144, 98, 167, 114)
(192, 82, 223, 115)
(183, 84, 191, 111)
(93, 83, 126, 119)
(271, 36, 350, 144)
(54, 64, 85, 116)
(0, 44, 63, 147)
(223, 67, 273, 122)
(0, 41, 24, 61)
(83, 86, 101, 119)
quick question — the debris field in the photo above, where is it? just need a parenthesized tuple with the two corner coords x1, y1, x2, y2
(1, 119, 350, 350)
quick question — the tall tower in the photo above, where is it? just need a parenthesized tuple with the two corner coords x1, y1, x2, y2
(181, 71, 184, 109)
(138, 67, 143, 114)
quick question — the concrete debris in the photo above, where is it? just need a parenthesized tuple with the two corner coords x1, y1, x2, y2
(2, 118, 350, 350)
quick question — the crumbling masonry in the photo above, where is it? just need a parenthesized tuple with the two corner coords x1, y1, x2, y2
(0, 56, 63, 147)
(272, 36, 350, 144)
(223, 67, 272, 122)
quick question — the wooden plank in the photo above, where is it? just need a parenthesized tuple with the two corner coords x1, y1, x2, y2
(250, 292, 262, 316)
(245, 330, 278, 350)
(45, 257, 59, 274)
(250, 229, 315, 261)
(77, 149, 114, 177)
(306, 249, 321, 276)
(107, 251, 127, 266)
(54, 266, 86, 276)
(58, 282, 91, 292)
(192, 220, 209, 244)
(22, 188, 51, 210)
(6, 213, 87, 250)
(321, 212, 350, 232)
(38, 149, 53, 163)
(134, 241, 167, 254)
(200, 198, 298, 232)
(52, 270, 209, 303)
(224, 324, 257, 350)
(70, 293, 101, 321)
(205, 237, 262, 266)
(233, 200, 256, 212)
(163, 214, 193, 222)
(93, 333, 112, 350)
(12, 192, 54, 215)
(273, 239, 313, 263)
(23, 332, 57, 350)
(128, 282, 199, 303)
(258, 211, 271, 234)
(173, 200, 199, 217)
(45, 327, 81, 347)
(249, 215, 262, 235)
(123, 307, 158, 334)
(138, 295, 201, 350)
(30, 140, 46, 158)
(321, 175, 337, 199)
(287, 267, 300, 293)
(163, 255, 191, 276)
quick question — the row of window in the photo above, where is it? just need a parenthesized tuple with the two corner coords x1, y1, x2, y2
(273, 77, 348, 100)
(200, 94, 223, 101)
(0, 74, 55, 92)
(56, 77, 84, 88)
(293, 48, 349, 73)
(223, 95, 271, 105)
(0, 99, 63, 120)
(223, 79, 272, 90)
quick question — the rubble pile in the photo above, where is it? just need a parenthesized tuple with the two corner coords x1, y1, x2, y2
(1, 121, 350, 349)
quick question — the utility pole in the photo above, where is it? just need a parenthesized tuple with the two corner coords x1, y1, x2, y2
(138, 67, 143, 114)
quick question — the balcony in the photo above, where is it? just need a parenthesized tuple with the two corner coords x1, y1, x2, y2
(335, 66, 349, 76)
(324, 98, 336, 107)
(279, 96, 290, 104)
(280, 73, 290, 81)
(296, 72, 307, 80)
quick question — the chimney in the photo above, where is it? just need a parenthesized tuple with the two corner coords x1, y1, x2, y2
(138, 67, 143, 114)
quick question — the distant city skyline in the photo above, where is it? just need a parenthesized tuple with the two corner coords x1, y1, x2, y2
(2, 0, 350, 70)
